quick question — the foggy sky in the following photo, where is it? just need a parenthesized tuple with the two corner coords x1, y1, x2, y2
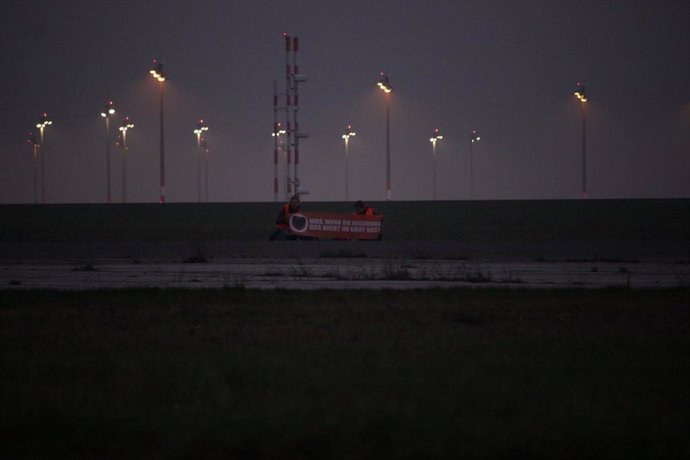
(1, 0, 689, 204)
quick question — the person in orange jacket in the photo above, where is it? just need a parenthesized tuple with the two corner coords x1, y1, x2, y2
(270, 195, 301, 240)
(353, 200, 382, 240)
(353, 200, 375, 216)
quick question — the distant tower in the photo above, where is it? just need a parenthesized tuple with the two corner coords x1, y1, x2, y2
(280, 33, 308, 199)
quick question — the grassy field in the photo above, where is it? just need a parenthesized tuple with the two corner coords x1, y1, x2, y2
(1, 288, 688, 458)
(1, 199, 687, 242)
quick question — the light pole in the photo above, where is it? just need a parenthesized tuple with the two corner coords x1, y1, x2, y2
(470, 129, 481, 200)
(27, 132, 40, 204)
(36, 113, 52, 204)
(193, 119, 209, 203)
(574, 82, 588, 199)
(118, 117, 134, 203)
(150, 59, 166, 203)
(100, 100, 116, 203)
(342, 125, 356, 201)
(377, 73, 392, 200)
(271, 123, 287, 200)
(201, 136, 209, 202)
(429, 128, 443, 200)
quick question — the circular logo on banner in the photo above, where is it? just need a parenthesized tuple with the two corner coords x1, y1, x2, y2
(289, 213, 309, 233)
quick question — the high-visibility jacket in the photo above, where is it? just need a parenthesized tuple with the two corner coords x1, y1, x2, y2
(276, 204, 300, 231)
(354, 207, 375, 217)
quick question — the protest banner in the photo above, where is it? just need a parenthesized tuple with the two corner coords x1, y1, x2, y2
(289, 212, 383, 240)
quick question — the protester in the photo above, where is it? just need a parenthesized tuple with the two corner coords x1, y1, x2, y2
(269, 195, 301, 240)
(353, 200, 375, 216)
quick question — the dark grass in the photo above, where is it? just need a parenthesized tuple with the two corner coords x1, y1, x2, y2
(1, 199, 687, 241)
(1, 288, 689, 459)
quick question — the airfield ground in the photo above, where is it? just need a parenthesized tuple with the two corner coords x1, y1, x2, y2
(1, 200, 688, 458)
(1, 199, 687, 289)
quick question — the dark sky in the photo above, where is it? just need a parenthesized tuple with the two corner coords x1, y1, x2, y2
(1, 0, 688, 203)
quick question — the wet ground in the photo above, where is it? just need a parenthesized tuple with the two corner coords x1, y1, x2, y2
(2, 258, 687, 290)
(2, 240, 687, 289)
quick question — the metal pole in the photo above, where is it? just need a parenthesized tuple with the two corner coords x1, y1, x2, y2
(33, 144, 39, 204)
(432, 141, 437, 200)
(197, 133, 201, 202)
(39, 127, 45, 204)
(345, 136, 349, 201)
(284, 34, 292, 199)
(106, 117, 111, 203)
(159, 80, 165, 204)
(284, 133, 289, 201)
(122, 130, 128, 203)
(470, 139, 474, 200)
(204, 141, 209, 202)
(386, 92, 391, 201)
(273, 80, 279, 202)
(582, 103, 587, 199)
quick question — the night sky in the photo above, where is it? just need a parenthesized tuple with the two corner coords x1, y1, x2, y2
(1, 0, 688, 204)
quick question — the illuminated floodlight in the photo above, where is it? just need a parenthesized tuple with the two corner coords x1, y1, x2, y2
(429, 128, 443, 145)
(119, 117, 134, 131)
(377, 73, 392, 93)
(36, 112, 52, 129)
(342, 124, 356, 141)
(194, 119, 209, 136)
(574, 82, 587, 102)
(100, 100, 116, 118)
(150, 59, 166, 82)
(272, 122, 287, 137)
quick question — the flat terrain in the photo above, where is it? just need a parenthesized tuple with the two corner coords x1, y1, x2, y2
(1, 200, 688, 457)
(1, 288, 688, 459)
(2, 258, 687, 290)
(2, 199, 687, 290)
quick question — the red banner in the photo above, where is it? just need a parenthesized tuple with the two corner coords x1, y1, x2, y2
(289, 212, 383, 240)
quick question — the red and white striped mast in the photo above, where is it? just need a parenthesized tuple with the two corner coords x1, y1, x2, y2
(292, 36, 304, 194)
(293, 36, 300, 194)
(280, 33, 308, 199)
(272, 80, 280, 202)
(284, 33, 293, 199)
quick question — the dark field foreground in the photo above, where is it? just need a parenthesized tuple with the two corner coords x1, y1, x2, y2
(1, 288, 689, 459)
